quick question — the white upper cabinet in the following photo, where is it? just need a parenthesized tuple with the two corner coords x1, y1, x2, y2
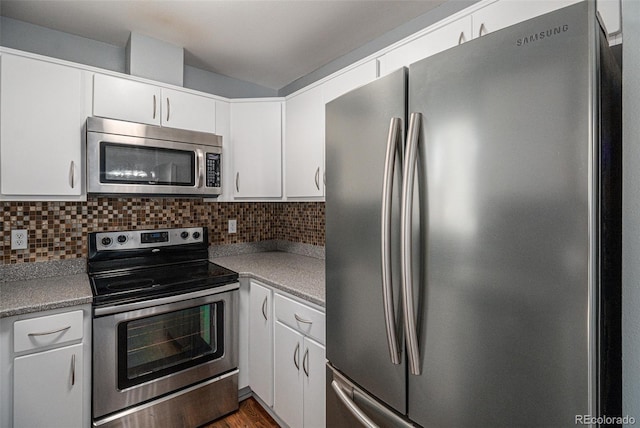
(93, 74, 216, 132)
(597, 0, 621, 36)
(471, 0, 582, 38)
(378, 16, 473, 76)
(284, 60, 376, 199)
(1, 54, 87, 198)
(231, 100, 283, 198)
(93, 74, 161, 126)
(322, 60, 377, 104)
(161, 88, 216, 133)
(285, 85, 325, 198)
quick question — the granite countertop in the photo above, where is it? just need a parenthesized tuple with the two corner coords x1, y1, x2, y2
(212, 251, 325, 307)
(0, 273, 93, 318)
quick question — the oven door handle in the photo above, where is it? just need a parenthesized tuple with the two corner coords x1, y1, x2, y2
(93, 282, 240, 316)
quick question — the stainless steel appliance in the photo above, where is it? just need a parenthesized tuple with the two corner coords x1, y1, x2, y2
(88, 227, 239, 428)
(325, 3, 622, 427)
(87, 117, 222, 197)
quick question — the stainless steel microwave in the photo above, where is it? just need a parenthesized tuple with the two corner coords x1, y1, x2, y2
(87, 117, 222, 197)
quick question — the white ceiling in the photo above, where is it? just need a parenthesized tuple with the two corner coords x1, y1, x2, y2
(0, 1, 445, 90)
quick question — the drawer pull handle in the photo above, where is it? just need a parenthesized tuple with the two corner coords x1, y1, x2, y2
(28, 325, 71, 336)
(294, 314, 312, 324)
(294, 343, 300, 370)
(261, 297, 268, 321)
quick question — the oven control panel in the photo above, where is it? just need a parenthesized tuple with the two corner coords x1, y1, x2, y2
(95, 227, 205, 251)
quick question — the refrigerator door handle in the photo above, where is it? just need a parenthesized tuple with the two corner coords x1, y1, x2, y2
(331, 380, 379, 428)
(401, 112, 422, 376)
(381, 117, 403, 365)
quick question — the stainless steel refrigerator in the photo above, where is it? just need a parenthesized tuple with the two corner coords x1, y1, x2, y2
(325, 2, 621, 427)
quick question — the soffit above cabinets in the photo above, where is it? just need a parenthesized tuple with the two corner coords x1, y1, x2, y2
(0, 0, 446, 90)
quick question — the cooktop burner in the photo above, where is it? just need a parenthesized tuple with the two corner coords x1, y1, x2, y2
(87, 227, 238, 307)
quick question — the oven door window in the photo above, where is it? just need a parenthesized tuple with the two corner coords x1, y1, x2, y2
(117, 301, 224, 389)
(101, 142, 195, 186)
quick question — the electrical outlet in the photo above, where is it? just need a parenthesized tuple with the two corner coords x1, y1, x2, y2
(11, 229, 28, 250)
(228, 219, 237, 234)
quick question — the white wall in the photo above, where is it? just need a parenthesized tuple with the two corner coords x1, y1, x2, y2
(622, 0, 640, 423)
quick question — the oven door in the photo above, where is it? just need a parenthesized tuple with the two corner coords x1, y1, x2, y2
(87, 131, 222, 197)
(92, 285, 238, 419)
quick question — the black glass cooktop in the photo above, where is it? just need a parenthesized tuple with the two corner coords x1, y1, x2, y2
(90, 260, 238, 307)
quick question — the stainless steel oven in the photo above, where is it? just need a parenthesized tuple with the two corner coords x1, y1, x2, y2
(86, 117, 222, 197)
(88, 227, 239, 428)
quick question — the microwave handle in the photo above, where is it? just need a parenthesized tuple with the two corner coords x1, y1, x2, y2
(197, 151, 204, 188)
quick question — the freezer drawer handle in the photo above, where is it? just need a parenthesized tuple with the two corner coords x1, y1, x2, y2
(331, 380, 379, 428)
(401, 112, 422, 376)
(381, 117, 403, 365)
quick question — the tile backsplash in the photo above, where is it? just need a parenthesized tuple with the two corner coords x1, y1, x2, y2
(1, 198, 325, 264)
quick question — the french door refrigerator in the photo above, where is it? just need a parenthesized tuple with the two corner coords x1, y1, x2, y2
(325, 2, 621, 427)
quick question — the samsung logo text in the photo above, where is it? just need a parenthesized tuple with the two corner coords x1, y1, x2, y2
(517, 24, 569, 46)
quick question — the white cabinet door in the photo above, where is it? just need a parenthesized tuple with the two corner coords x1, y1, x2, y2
(597, 0, 621, 35)
(323, 60, 377, 104)
(285, 85, 324, 198)
(303, 337, 325, 428)
(231, 101, 282, 198)
(0, 55, 83, 196)
(378, 16, 472, 76)
(471, 0, 581, 38)
(93, 74, 160, 125)
(248, 281, 273, 406)
(274, 321, 304, 428)
(161, 88, 216, 133)
(14, 343, 83, 428)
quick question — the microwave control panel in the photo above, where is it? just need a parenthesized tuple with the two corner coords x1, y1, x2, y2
(206, 153, 221, 188)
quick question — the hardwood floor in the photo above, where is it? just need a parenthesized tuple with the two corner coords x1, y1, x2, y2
(204, 397, 280, 428)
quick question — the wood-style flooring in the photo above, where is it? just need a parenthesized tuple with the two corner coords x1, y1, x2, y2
(204, 397, 280, 428)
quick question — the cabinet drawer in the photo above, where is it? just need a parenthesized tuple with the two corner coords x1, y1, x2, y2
(274, 294, 325, 345)
(14, 310, 83, 353)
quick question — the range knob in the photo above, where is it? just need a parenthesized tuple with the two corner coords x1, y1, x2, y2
(101, 237, 112, 246)
(192, 231, 201, 240)
(180, 231, 189, 239)
(117, 235, 127, 244)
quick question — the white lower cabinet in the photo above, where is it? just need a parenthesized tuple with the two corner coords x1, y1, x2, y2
(274, 321, 304, 427)
(14, 343, 83, 427)
(273, 293, 326, 428)
(274, 322, 326, 428)
(248, 280, 274, 406)
(301, 335, 325, 428)
(0, 304, 91, 428)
